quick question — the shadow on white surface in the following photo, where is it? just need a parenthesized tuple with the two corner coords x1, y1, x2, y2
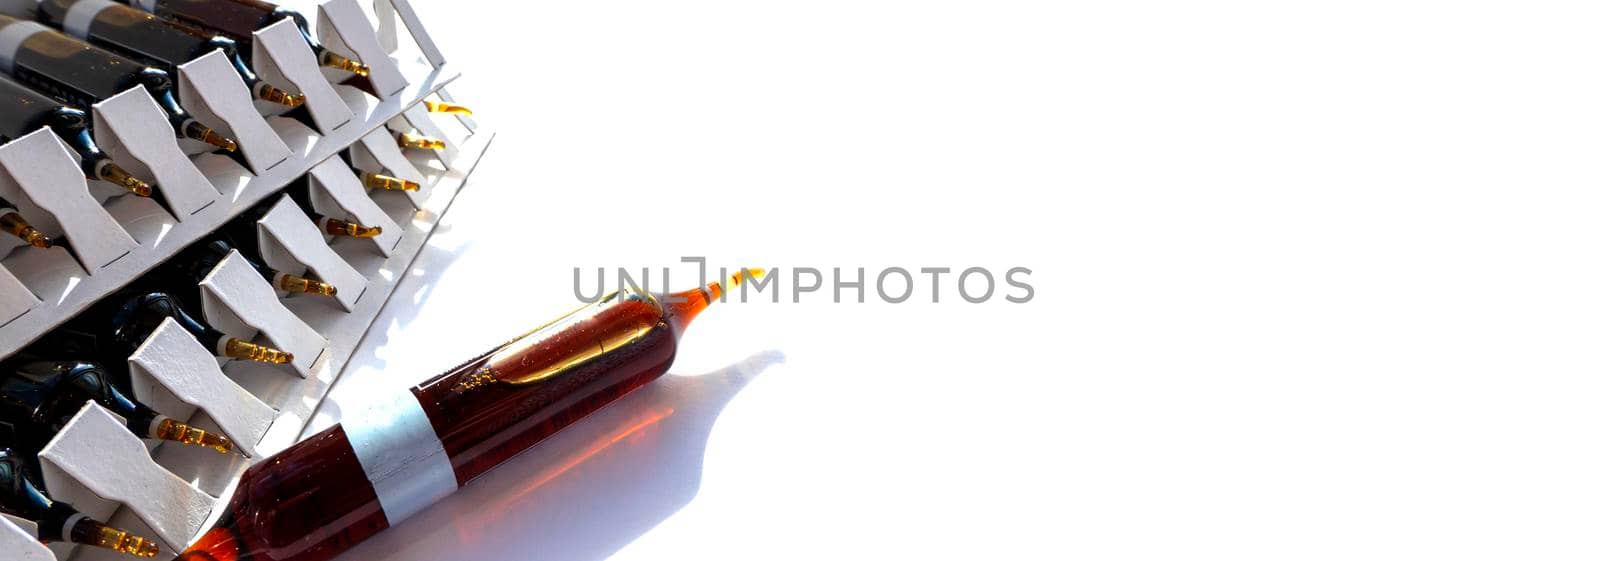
(332, 349, 785, 561)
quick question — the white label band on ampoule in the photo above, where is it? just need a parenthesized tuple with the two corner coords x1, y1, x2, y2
(0, 22, 47, 74)
(63, 0, 116, 39)
(59, 512, 85, 541)
(342, 390, 459, 525)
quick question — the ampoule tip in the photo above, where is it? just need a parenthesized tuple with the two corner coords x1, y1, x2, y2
(100, 164, 153, 197)
(323, 217, 382, 238)
(258, 83, 305, 107)
(278, 274, 338, 297)
(322, 51, 370, 77)
(362, 172, 420, 192)
(155, 418, 237, 455)
(223, 338, 294, 364)
(93, 524, 159, 557)
(0, 211, 52, 248)
(398, 132, 446, 151)
(185, 122, 238, 152)
(423, 100, 473, 116)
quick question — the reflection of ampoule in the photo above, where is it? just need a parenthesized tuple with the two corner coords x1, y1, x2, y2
(0, 447, 160, 557)
(179, 270, 766, 561)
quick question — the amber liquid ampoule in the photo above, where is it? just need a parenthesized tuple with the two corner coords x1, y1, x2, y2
(178, 271, 763, 561)
(161, 237, 337, 302)
(105, 292, 294, 365)
(0, 196, 51, 249)
(0, 360, 239, 456)
(0, 13, 237, 151)
(39, 0, 302, 106)
(0, 74, 151, 196)
(124, 0, 369, 75)
(273, 179, 384, 239)
(0, 447, 159, 557)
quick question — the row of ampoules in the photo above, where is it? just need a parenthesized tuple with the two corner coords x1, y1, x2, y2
(0, 175, 391, 558)
(0, 0, 467, 201)
(0, 135, 423, 252)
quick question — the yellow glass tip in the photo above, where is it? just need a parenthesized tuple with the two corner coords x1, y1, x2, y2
(0, 212, 51, 248)
(99, 164, 154, 197)
(23, 228, 51, 249)
(155, 418, 237, 455)
(259, 84, 305, 107)
(223, 338, 294, 364)
(322, 52, 370, 76)
(278, 274, 338, 297)
(325, 217, 382, 238)
(362, 172, 420, 191)
(398, 132, 447, 151)
(424, 100, 473, 116)
(94, 525, 159, 557)
(729, 268, 767, 288)
(704, 268, 766, 301)
(187, 122, 238, 152)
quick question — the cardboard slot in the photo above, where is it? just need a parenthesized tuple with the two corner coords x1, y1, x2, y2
(92, 87, 220, 219)
(389, 103, 459, 164)
(317, 0, 408, 98)
(0, 129, 138, 273)
(252, 19, 355, 136)
(0, 260, 38, 327)
(38, 403, 215, 552)
(198, 251, 328, 378)
(253, 196, 368, 312)
(306, 159, 403, 256)
(177, 51, 293, 176)
(354, 128, 429, 207)
(127, 318, 278, 458)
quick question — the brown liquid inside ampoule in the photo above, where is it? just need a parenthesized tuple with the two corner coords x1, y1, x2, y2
(182, 296, 681, 561)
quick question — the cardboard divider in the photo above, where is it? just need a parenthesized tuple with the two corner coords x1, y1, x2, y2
(0, 129, 138, 273)
(177, 51, 293, 176)
(1, 247, 85, 307)
(37, 403, 215, 552)
(306, 159, 402, 255)
(198, 251, 328, 378)
(318, 0, 408, 97)
(92, 88, 220, 219)
(334, 83, 381, 124)
(378, 0, 446, 68)
(0, 261, 37, 327)
(353, 128, 428, 207)
(253, 19, 355, 136)
(391, 103, 459, 164)
(253, 196, 367, 312)
(126, 318, 278, 457)
(0, 517, 53, 560)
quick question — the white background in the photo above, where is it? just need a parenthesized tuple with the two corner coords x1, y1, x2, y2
(310, 1, 1600, 559)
